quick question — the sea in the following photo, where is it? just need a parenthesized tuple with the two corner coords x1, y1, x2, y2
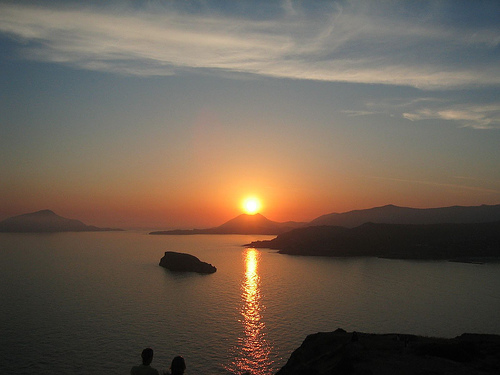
(1, 231, 499, 375)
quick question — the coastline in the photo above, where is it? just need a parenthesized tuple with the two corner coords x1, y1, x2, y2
(246, 222, 500, 261)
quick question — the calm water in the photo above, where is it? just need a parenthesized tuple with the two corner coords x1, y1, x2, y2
(1, 231, 499, 374)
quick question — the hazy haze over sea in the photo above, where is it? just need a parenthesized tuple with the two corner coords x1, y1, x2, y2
(1, 232, 499, 374)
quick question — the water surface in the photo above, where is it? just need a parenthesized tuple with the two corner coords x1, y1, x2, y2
(1, 232, 499, 374)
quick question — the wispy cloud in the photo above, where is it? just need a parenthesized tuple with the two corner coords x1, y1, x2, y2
(403, 104, 500, 129)
(340, 110, 381, 117)
(0, 1, 499, 89)
(370, 176, 500, 195)
(351, 96, 500, 129)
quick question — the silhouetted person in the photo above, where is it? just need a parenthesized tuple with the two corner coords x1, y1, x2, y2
(131, 348, 160, 375)
(351, 331, 358, 342)
(170, 356, 186, 375)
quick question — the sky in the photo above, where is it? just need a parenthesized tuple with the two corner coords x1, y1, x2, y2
(1, 0, 499, 229)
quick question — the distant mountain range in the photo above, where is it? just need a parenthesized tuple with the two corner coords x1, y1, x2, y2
(309, 204, 500, 227)
(150, 213, 305, 235)
(3, 204, 500, 235)
(150, 204, 500, 235)
(0, 210, 122, 233)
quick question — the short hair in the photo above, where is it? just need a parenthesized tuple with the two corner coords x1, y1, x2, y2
(170, 356, 186, 374)
(141, 348, 154, 366)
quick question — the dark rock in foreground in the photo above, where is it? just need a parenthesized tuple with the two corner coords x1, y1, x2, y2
(159, 251, 216, 274)
(0, 209, 122, 233)
(276, 329, 500, 375)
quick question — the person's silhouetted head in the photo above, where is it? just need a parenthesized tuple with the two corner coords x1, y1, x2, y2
(141, 348, 154, 366)
(170, 356, 186, 375)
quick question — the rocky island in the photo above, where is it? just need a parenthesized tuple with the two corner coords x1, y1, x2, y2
(159, 251, 217, 274)
(247, 221, 500, 261)
(276, 328, 500, 374)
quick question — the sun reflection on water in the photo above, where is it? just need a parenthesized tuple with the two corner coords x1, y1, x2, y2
(228, 248, 273, 375)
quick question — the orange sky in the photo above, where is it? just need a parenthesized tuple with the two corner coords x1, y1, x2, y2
(1, 2, 499, 229)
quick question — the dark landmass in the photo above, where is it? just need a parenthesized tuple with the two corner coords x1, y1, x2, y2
(150, 213, 304, 235)
(150, 204, 500, 236)
(159, 251, 217, 274)
(309, 204, 500, 228)
(0, 210, 122, 233)
(276, 328, 500, 375)
(247, 221, 500, 260)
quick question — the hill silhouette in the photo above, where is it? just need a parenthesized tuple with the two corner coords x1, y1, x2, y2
(150, 213, 304, 235)
(0, 210, 122, 233)
(309, 204, 500, 228)
(150, 203, 500, 236)
(247, 221, 500, 261)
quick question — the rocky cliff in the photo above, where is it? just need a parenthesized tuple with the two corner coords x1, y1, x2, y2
(276, 329, 500, 375)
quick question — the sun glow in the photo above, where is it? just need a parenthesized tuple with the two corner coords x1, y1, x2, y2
(242, 197, 261, 215)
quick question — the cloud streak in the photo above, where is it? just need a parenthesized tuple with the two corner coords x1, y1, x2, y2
(370, 176, 500, 195)
(0, 1, 499, 89)
(403, 104, 500, 129)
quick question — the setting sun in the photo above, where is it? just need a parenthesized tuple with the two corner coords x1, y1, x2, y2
(242, 197, 261, 215)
